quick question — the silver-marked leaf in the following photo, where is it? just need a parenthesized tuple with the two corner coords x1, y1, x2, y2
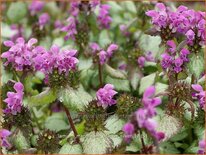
(59, 85, 93, 111)
(109, 134, 122, 148)
(59, 143, 83, 154)
(188, 53, 204, 78)
(45, 112, 69, 132)
(28, 88, 57, 107)
(7, 2, 27, 23)
(82, 131, 114, 154)
(157, 114, 182, 141)
(105, 114, 126, 134)
(139, 73, 156, 94)
(155, 82, 168, 95)
(106, 76, 130, 92)
(13, 130, 30, 151)
(104, 64, 127, 79)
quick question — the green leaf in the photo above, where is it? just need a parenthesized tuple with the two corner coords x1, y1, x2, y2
(78, 57, 93, 71)
(1, 23, 16, 38)
(99, 30, 111, 47)
(105, 114, 126, 134)
(188, 53, 204, 78)
(159, 142, 180, 154)
(121, 1, 137, 14)
(155, 82, 168, 95)
(139, 34, 161, 56)
(170, 128, 188, 142)
(184, 141, 199, 154)
(59, 143, 83, 154)
(106, 76, 130, 92)
(7, 2, 27, 23)
(45, 112, 69, 132)
(104, 64, 127, 79)
(130, 71, 140, 90)
(82, 131, 114, 154)
(126, 133, 150, 152)
(1, 65, 13, 84)
(59, 85, 93, 111)
(139, 73, 156, 94)
(75, 120, 85, 135)
(157, 114, 182, 141)
(24, 74, 39, 96)
(28, 88, 57, 107)
(13, 130, 30, 152)
(109, 134, 122, 148)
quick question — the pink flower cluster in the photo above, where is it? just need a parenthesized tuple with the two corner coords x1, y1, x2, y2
(96, 84, 117, 108)
(192, 84, 205, 109)
(137, 51, 155, 68)
(3, 82, 24, 115)
(90, 43, 118, 65)
(0, 129, 12, 148)
(123, 86, 165, 143)
(146, 3, 205, 46)
(33, 44, 79, 83)
(198, 139, 206, 154)
(97, 4, 112, 29)
(1, 37, 38, 71)
(161, 40, 190, 73)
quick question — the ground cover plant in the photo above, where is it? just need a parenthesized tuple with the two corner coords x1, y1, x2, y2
(0, 0, 205, 154)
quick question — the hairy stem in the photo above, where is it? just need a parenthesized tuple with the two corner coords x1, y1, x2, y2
(186, 99, 195, 122)
(63, 104, 80, 143)
(98, 62, 103, 87)
(139, 130, 146, 154)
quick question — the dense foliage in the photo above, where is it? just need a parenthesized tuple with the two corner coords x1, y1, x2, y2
(1, 1, 205, 154)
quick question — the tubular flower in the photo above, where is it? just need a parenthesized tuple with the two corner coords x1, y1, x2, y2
(96, 84, 117, 108)
(161, 40, 190, 73)
(3, 82, 24, 115)
(0, 129, 12, 148)
(97, 4, 112, 29)
(192, 84, 205, 109)
(29, 0, 45, 15)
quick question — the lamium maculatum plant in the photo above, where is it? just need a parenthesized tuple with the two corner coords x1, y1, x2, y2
(1, 1, 205, 154)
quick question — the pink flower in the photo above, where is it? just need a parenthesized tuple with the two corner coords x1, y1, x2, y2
(97, 4, 112, 29)
(39, 13, 50, 29)
(122, 123, 135, 143)
(107, 44, 118, 57)
(90, 42, 100, 54)
(173, 58, 183, 73)
(96, 84, 117, 108)
(137, 56, 146, 68)
(161, 53, 173, 70)
(180, 48, 190, 62)
(135, 86, 164, 141)
(198, 139, 206, 154)
(167, 40, 176, 55)
(29, 0, 45, 15)
(192, 84, 205, 109)
(3, 82, 24, 115)
(99, 50, 107, 65)
(0, 129, 12, 148)
(61, 16, 77, 40)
